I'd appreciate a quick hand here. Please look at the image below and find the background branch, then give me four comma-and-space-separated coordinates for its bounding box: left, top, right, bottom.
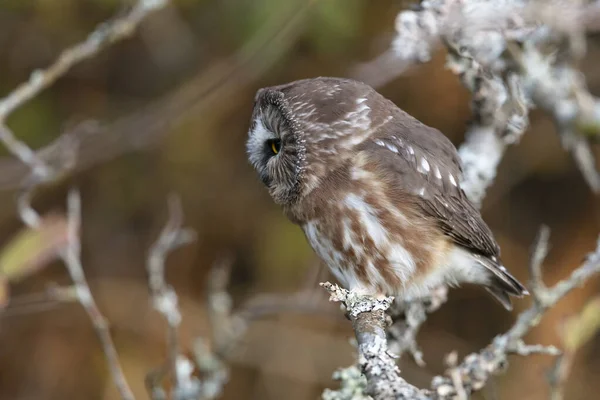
0, 1, 170, 399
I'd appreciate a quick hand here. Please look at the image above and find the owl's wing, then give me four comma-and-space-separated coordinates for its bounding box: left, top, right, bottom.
365, 110, 500, 258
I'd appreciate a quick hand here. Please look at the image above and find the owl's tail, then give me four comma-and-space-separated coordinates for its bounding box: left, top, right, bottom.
475, 255, 529, 311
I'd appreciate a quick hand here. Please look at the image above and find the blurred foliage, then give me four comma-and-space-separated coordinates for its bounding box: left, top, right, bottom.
562, 296, 600, 353
0, 214, 67, 284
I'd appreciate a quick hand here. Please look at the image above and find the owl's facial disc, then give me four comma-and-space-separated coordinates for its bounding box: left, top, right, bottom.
246, 104, 301, 204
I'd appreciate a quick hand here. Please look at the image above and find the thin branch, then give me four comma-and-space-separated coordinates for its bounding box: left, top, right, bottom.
387, 286, 449, 366
63, 189, 135, 400
431, 232, 600, 399
146, 195, 199, 400
0, 1, 169, 187
0, 0, 315, 192
0, 1, 170, 398
0, 0, 168, 120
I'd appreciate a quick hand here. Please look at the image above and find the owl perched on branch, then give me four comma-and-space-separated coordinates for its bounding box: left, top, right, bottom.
246, 77, 528, 310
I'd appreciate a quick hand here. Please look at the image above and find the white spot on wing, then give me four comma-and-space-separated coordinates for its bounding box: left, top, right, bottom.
434, 165, 442, 179
386, 143, 398, 153
408, 146, 414, 155
449, 174, 458, 187
418, 157, 430, 174
375, 139, 385, 147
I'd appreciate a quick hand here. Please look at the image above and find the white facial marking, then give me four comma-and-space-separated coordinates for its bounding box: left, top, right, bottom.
247, 116, 276, 169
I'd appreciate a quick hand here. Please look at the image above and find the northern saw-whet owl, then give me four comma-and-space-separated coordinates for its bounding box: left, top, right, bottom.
246, 77, 528, 310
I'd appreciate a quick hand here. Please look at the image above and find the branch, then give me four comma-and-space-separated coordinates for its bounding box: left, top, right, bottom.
0, 0, 168, 119
431, 229, 600, 398
146, 195, 199, 399
0, 0, 169, 186
0, 0, 315, 192
0, 1, 170, 399
387, 286, 448, 366
323, 231, 600, 399
321, 282, 430, 400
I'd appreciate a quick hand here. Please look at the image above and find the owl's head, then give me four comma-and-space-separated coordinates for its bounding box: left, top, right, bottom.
246, 77, 391, 206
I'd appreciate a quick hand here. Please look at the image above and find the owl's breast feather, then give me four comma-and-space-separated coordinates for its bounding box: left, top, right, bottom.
299, 189, 444, 296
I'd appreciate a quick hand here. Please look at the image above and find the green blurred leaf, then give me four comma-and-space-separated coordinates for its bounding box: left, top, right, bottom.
562, 296, 600, 352
0, 214, 68, 283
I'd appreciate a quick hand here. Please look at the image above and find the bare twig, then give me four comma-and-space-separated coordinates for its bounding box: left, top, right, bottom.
0, 1, 170, 398
1, 285, 78, 317
0, 0, 315, 191
64, 189, 135, 400
146, 195, 199, 399
0, 0, 168, 120
387, 286, 449, 366
431, 230, 600, 399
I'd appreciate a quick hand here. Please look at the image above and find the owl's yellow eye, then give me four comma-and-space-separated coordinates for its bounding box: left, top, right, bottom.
267, 139, 281, 155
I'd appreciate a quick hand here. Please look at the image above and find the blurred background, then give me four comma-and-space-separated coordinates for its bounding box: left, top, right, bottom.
0, 1, 598, 399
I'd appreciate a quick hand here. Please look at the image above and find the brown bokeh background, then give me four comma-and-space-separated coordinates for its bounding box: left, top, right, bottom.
0, 1, 598, 399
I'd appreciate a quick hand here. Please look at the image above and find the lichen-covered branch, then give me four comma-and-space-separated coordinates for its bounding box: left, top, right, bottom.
321, 282, 430, 400
323, 230, 600, 399
146, 196, 202, 399
430, 228, 600, 398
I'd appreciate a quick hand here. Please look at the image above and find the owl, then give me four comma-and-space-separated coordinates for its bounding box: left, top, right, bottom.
246, 77, 528, 310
